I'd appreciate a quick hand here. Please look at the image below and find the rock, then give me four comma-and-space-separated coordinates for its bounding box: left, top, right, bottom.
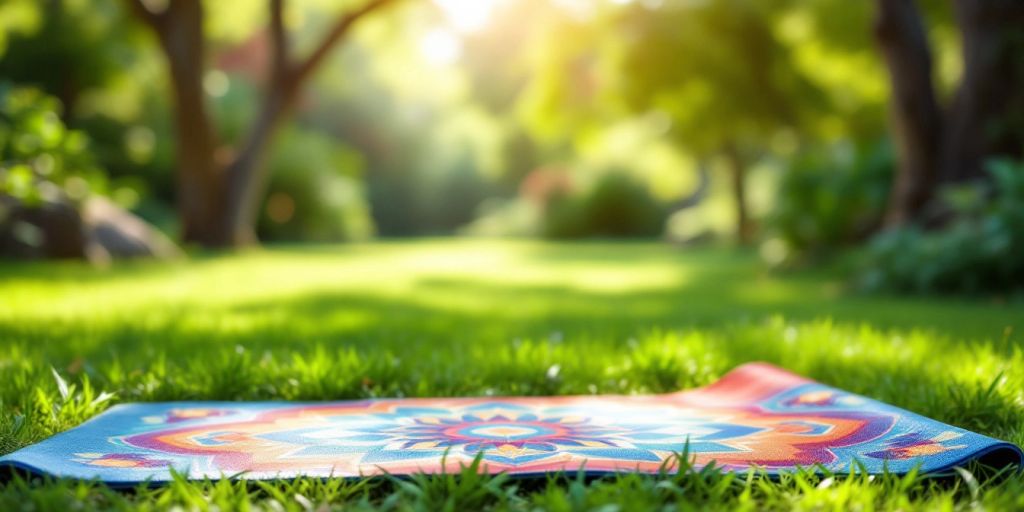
81, 197, 182, 261
0, 194, 182, 262
0, 195, 87, 259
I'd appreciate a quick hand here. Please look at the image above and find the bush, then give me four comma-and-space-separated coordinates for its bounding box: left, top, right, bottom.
542, 171, 666, 239
256, 127, 375, 242
0, 84, 107, 208
768, 141, 892, 261
859, 158, 1024, 295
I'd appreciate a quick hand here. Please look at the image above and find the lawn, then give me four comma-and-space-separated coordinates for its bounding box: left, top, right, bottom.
1, 240, 1022, 510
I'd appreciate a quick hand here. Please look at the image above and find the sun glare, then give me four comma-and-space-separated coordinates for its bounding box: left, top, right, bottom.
420, 28, 462, 65
434, 0, 504, 32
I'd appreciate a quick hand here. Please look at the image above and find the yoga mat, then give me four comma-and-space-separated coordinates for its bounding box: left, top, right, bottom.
1, 363, 1019, 484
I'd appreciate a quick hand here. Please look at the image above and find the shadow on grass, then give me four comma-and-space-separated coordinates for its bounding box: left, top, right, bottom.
1, 243, 1022, 447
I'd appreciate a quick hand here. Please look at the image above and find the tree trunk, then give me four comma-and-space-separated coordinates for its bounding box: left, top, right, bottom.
155, 0, 228, 247
152, 1, 296, 247
126, 0, 399, 248
213, 0, 398, 247
222, 87, 295, 245
873, 0, 943, 227
941, 0, 1024, 184
723, 144, 753, 245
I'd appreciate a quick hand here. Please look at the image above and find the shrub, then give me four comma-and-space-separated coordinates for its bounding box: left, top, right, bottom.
768, 141, 892, 261
541, 171, 666, 239
859, 158, 1024, 295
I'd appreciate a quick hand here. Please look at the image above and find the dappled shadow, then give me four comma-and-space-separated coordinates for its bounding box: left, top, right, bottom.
1, 243, 1020, 366
2, 279, 1021, 446
1, 243, 1022, 446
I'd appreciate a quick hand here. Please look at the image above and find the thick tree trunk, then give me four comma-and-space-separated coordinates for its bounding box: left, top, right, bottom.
155, 0, 229, 247
723, 144, 753, 245
873, 0, 943, 227
941, 0, 1024, 183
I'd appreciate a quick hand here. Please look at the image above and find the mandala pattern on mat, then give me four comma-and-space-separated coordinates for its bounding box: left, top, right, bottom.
1, 363, 1020, 482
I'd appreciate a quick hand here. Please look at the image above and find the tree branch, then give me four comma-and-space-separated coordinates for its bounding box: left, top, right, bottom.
269, 0, 290, 79
289, 0, 400, 87
224, 0, 402, 240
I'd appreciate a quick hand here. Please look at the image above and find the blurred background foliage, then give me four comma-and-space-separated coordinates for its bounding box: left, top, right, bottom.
0, 85, 107, 208
0, 0, 1022, 294
861, 158, 1024, 295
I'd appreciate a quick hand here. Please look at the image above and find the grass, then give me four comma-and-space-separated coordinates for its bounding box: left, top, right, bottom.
0, 239, 1022, 510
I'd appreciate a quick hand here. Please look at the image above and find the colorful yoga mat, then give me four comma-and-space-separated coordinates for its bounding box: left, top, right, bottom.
1, 363, 1019, 484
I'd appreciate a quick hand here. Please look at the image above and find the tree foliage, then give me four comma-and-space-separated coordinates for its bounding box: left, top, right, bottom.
0, 85, 105, 208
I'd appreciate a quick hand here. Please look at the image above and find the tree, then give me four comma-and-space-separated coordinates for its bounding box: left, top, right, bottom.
123, 0, 402, 247
0, 0, 142, 123
609, 0, 820, 244
872, 0, 942, 226
874, 0, 1024, 226
517, 1, 817, 244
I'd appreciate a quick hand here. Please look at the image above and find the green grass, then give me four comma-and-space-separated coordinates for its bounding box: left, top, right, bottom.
1, 240, 1022, 510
